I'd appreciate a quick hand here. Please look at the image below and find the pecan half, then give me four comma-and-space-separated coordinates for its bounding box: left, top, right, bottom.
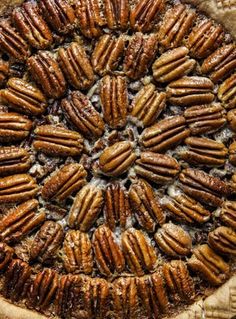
99, 141, 136, 176
154, 223, 192, 256
30, 221, 64, 263
40, 0, 76, 34
123, 33, 158, 80
122, 228, 158, 276
100, 75, 128, 128
0, 60, 9, 87
0, 112, 32, 143
179, 168, 231, 207
68, 184, 104, 231
33, 125, 83, 157
153, 47, 196, 83
28, 51, 66, 99
0, 199, 45, 243
158, 4, 196, 49
167, 76, 215, 106
104, 0, 129, 30
0, 243, 14, 271
184, 104, 226, 135
141, 116, 190, 153
179, 137, 228, 167
1, 78, 47, 115
129, 178, 165, 232
130, 83, 166, 127
208, 226, 236, 256
61, 91, 104, 139
93, 225, 125, 276
63, 230, 93, 274
41, 163, 87, 202
134, 152, 180, 185
186, 19, 224, 59
188, 244, 230, 286
220, 200, 236, 229
58, 42, 95, 90
12, 1, 53, 49
228, 108, 236, 132
230, 141, 236, 165
92, 35, 125, 75
162, 260, 195, 302
218, 73, 236, 109
104, 182, 131, 231
0, 146, 31, 176
0, 19, 30, 61
0, 174, 38, 204
201, 44, 236, 83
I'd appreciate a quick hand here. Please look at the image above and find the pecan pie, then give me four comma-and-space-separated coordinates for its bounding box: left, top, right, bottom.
0, 0, 235, 318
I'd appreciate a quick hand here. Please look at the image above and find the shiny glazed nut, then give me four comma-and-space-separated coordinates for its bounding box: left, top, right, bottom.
167, 76, 215, 106
104, 182, 131, 231
12, 1, 53, 49
122, 228, 158, 276
141, 116, 190, 153
152, 47, 196, 83
218, 73, 236, 109
63, 230, 93, 274
30, 221, 64, 263
41, 163, 87, 202
0, 243, 14, 271
220, 201, 236, 229
130, 0, 164, 32
227, 108, 236, 132
0, 60, 9, 87
27, 51, 66, 99
134, 151, 180, 185
1, 78, 47, 115
103, 0, 129, 30
155, 223, 192, 256
58, 42, 95, 90
129, 178, 166, 232
68, 184, 104, 231
188, 244, 230, 286
184, 104, 226, 135
93, 225, 125, 276
99, 141, 136, 176
208, 226, 236, 256
0, 199, 45, 243
162, 260, 195, 302
179, 168, 231, 207
0, 174, 38, 204
33, 125, 83, 157
0, 146, 31, 176
92, 35, 125, 75
123, 33, 158, 80
158, 4, 196, 49
0, 112, 32, 143
130, 83, 166, 127
100, 75, 128, 128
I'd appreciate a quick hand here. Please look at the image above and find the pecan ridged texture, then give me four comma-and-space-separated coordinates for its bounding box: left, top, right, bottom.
129, 178, 166, 233
12, 1, 53, 49
208, 226, 236, 256
188, 244, 230, 286
30, 221, 64, 264
0, 112, 32, 143
179, 168, 231, 207
63, 230, 93, 274
123, 33, 158, 80
1, 78, 47, 115
167, 76, 215, 106
28, 51, 66, 99
68, 184, 104, 231
141, 116, 190, 153
100, 75, 128, 129
99, 141, 136, 177
0, 60, 9, 87
0, 199, 45, 243
93, 225, 125, 276
153, 47, 196, 83
158, 4, 196, 49
0, 146, 31, 176
230, 141, 236, 165
228, 108, 236, 132
122, 228, 158, 276
134, 151, 180, 185
220, 200, 236, 229
130, 83, 166, 127
218, 73, 236, 109
58, 42, 95, 90
0, 243, 14, 271
41, 163, 87, 202
103, 0, 129, 30
33, 125, 83, 157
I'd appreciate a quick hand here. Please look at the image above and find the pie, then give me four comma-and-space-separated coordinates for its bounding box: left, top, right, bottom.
0, 0, 235, 318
